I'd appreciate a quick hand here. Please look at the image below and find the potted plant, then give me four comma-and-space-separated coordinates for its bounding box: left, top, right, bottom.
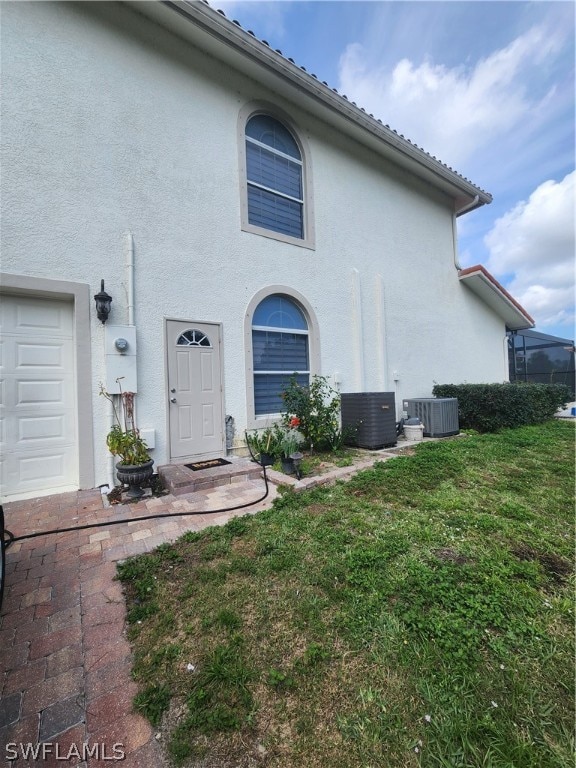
279, 425, 303, 475
246, 427, 278, 466
100, 384, 153, 498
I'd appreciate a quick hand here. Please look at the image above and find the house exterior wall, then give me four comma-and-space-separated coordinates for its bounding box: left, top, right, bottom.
1, 2, 507, 490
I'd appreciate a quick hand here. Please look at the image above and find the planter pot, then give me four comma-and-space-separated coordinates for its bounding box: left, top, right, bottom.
403, 424, 424, 442
281, 457, 295, 475
259, 452, 275, 467
116, 459, 154, 498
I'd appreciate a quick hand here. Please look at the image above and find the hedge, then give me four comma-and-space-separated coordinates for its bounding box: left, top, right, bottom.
432, 382, 572, 433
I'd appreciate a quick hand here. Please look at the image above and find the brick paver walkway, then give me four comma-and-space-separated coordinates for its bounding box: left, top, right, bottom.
0, 478, 277, 767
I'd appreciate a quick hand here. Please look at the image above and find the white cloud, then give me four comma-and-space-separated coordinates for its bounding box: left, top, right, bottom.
338, 24, 563, 171
484, 172, 575, 330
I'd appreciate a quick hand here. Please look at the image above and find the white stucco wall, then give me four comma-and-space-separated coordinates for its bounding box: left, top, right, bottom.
1, 2, 507, 487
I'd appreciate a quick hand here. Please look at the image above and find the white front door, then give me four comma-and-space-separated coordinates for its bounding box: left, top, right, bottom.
0, 295, 78, 500
166, 320, 225, 461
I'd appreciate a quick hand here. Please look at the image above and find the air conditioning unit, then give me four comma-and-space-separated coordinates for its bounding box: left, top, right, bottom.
341, 392, 397, 449
402, 398, 459, 437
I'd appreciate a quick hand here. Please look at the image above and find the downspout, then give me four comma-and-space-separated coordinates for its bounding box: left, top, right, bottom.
503, 332, 511, 382
452, 195, 480, 270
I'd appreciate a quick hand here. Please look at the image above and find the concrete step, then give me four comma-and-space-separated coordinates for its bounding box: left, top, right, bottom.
157, 457, 261, 496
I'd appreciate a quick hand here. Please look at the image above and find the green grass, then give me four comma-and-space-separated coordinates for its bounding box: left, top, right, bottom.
117, 421, 575, 767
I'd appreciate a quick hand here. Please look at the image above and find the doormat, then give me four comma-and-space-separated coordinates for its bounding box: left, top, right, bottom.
185, 458, 232, 472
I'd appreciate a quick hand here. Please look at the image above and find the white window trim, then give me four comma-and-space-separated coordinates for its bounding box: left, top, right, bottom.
238, 101, 316, 250
244, 285, 321, 429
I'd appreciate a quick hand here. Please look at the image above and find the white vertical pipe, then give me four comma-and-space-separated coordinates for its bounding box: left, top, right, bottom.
375, 274, 388, 391
453, 196, 479, 270
106, 231, 135, 489
452, 213, 461, 270
125, 232, 135, 326
503, 334, 510, 382
351, 268, 365, 391
107, 396, 116, 490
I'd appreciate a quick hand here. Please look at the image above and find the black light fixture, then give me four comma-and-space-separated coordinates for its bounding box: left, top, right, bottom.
94, 280, 112, 324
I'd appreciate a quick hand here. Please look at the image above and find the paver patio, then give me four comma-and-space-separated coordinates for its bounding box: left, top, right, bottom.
0, 477, 278, 767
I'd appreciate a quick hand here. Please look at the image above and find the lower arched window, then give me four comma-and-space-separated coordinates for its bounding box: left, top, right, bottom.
252, 294, 310, 416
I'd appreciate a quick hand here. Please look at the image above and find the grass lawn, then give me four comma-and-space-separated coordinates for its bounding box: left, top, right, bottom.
118, 421, 575, 767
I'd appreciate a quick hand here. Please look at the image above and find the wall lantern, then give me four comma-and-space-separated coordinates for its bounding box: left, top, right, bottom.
94, 280, 112, 324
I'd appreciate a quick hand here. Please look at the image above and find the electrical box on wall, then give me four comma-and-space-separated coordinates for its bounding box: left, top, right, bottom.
105, 325, 137, 393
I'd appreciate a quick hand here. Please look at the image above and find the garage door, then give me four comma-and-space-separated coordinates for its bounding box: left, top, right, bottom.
0, 295, 78, 500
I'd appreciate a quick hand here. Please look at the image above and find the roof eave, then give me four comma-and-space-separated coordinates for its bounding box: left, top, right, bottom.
130, 0, 492, 212
459, 265, 535, 331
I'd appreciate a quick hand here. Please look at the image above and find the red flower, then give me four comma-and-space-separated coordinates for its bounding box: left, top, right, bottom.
289, 416, 301, 428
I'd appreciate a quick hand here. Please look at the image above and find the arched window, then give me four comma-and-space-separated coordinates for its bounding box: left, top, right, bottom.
245, 113, 305, 240
252, 294, 310, 416
176, 329, 211, 347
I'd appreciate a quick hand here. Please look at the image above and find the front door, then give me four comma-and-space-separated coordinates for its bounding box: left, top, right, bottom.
166, 320, 225, 461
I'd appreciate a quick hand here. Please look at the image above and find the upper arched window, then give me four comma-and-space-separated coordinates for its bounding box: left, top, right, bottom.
244, 113, 306, 242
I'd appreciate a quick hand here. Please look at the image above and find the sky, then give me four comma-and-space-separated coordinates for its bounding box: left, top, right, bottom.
214, 0, 575, 339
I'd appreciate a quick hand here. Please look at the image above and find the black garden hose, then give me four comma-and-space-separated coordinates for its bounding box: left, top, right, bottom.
1, 461, 271, 614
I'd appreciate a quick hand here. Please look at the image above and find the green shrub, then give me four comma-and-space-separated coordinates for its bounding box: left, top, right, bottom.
432, 382, 571, 432
280, 375, 342, 451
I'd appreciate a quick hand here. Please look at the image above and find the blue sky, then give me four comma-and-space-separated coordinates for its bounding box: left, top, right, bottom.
216, 0, 575, 339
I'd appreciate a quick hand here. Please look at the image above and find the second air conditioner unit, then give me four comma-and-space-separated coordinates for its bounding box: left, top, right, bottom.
402, 397, 459, 437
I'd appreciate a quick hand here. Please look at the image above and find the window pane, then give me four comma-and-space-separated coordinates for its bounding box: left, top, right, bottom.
253, 330, 309, 371
247, 143, 302, 199
246, 115, 301, 159
254, 373, 309, 416
253, 295, 308, 330
248, 186, 303, 238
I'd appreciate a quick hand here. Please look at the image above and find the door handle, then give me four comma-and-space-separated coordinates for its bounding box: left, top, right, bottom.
170, 388, 176, 393
170, 398, 177, 403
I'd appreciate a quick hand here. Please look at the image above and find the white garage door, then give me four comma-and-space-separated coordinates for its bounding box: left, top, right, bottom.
0, 295, 78, 500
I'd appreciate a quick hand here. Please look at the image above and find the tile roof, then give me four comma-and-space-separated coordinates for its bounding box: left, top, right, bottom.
205, 0, 491, 201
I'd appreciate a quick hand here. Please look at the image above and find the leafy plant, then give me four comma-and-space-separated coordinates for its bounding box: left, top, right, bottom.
266, 667, 296, 690
134, 683, 171, 726
100, 381, 151, 465
281, 375, 342, 451
278, 426, 303, 458
245, 427, 281, 459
